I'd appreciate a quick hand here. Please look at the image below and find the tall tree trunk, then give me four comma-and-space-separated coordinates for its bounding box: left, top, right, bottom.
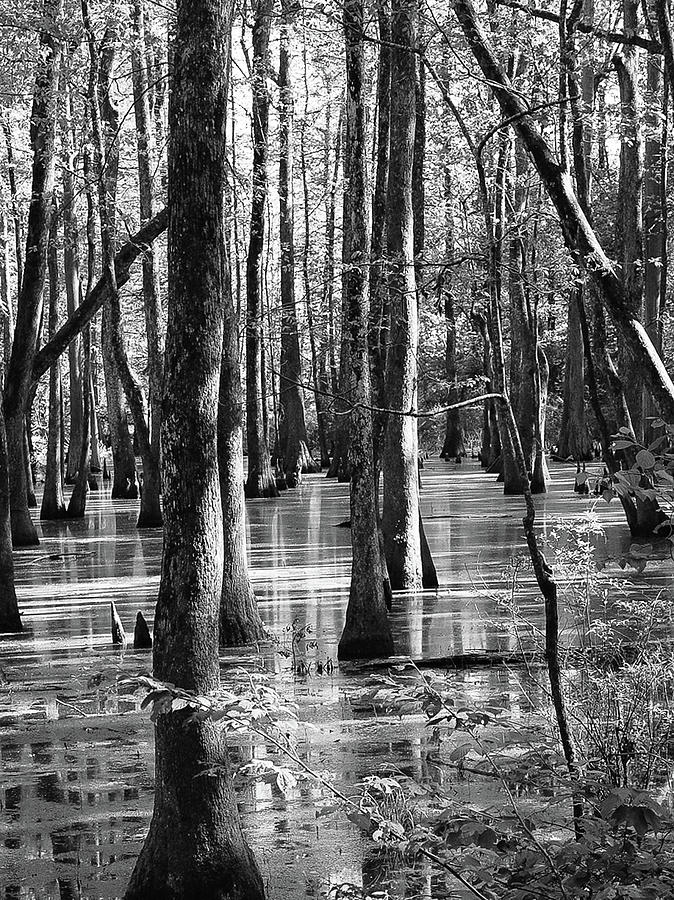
68, 150, 98, 520
125, 1, 265, 894
300, 30, 329, 469
452, 0, 674, 422
382, 0, 423, 590
338, 0, 393, 661
642, 48, 665, 441
369, 0, 391, 475
245, 0, 277, 499
61, 83, 84, 484
87, 13, 161, 527
220, 266, 267, 646
0, 396, 20, 631
614, 0, 644, 437
2, 115, 23, 297
439, 168, 464, 459
132, 0, 164, 506
41, 199, 66, 520
277, 0, 317, 482
3, 0, 63, 548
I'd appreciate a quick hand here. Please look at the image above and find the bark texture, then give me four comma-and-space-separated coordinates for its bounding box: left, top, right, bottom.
382, 0, 423, 591
338, 0, 394, 661
3, 0, 63, 547
245, 0, 278, 499
125, 1, 265, 895
277, 0, 318, 481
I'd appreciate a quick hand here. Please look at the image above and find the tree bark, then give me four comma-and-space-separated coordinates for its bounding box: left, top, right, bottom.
277, 0, 318, 482
3, 0, 63, 547
244, 0, 278, 499
614, 0, 644, 436
439, 169, 464, 460
382, 0, 423, 591
338, 0, 394, 661
369, 0, 392, 475
0, 396, 21, 632
125, 1, 265, 895
86, 12, 161, 525
132, 0, 164, 501
642, 47, 665, 441
40, 199, 66, 520
219, 268, 267, 646
61, 83, 84, 484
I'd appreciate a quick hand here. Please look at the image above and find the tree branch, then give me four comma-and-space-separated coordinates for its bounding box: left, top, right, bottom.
31, 207, 168, 385
493, 0, 661, 53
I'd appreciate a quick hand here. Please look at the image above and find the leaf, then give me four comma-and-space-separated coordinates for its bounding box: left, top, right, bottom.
613, 440, 635, 450
602, 489, 613, 503
636, 449, 656, 469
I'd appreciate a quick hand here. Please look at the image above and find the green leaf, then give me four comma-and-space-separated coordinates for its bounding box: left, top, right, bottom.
636, 449, 656, 469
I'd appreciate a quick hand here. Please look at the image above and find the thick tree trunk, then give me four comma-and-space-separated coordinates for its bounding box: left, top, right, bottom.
41, 203, 66, 520
245, 0, 278, 500
277, 0, 317, 481
452, 0, 674, 422
124, 1, 265, 895
338, 0, 393, 661
382, 0, 423, 591
3, 0, 63, 547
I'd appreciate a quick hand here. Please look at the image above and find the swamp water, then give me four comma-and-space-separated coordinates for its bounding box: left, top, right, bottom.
0, 459, 671, 899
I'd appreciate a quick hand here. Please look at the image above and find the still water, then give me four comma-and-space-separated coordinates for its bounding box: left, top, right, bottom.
0, 460, 668, 898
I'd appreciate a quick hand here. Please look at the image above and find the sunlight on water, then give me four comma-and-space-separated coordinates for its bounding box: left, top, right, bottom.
1, 460, 670, 898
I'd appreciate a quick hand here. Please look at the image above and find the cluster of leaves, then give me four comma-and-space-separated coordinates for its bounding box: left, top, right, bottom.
601, 424, 674, 528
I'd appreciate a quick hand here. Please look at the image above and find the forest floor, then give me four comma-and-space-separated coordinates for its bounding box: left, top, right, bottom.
0, 459, 670, 899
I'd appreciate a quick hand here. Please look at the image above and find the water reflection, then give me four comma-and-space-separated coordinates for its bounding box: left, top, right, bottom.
1, 460, 673, 897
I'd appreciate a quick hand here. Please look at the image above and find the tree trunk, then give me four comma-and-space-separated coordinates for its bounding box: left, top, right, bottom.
3, 115, 23, 297
277, 0, 318, 482
614, 0, 644, 437
219, 269, 267, 646
642, 48, 665, 442
61, 83, 84, 484
338, 0, 393, 661
3, 0, 62, 547
86, 13, 161, 526
452, 0, 674, 423
68, 149, 99, 520
125, 1, 265, 894
369, 0, 391, 475
41, 200, 66, 520
439, 168, 464, 459
245, 0, 278, 500
132, 0, 164, 501
300, 34, 329, 470
382, 0, 423, 591
0, 396, 21, 632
